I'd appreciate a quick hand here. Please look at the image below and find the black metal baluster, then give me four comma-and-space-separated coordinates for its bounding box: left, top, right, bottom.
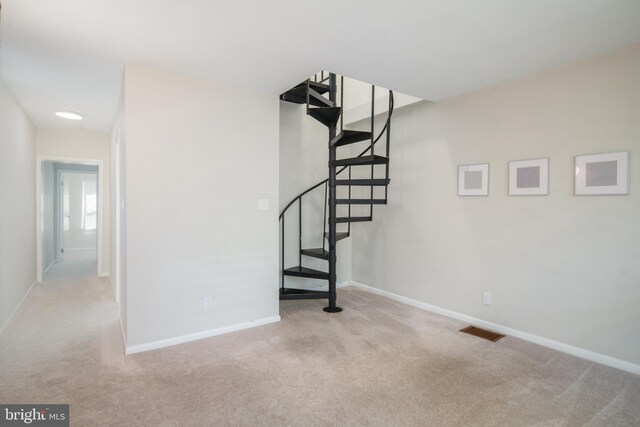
324, 73, 342, 313
385, 90, 391, 201
281, 216, 285, 291
306, 79, 310, 115
348, 166, 352, 236
322, 181, 328, 252
299, 198, 302, 268
370, 85, 375, 218
340, 75, 344, 134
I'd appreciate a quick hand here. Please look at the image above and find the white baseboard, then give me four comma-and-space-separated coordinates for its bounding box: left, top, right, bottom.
119, 317, 127, 352
98, 272, 110, 278
43, 260, 58, 275
125, 315, 281, 355
349, 281, 640, 375
0, 281, 37, 336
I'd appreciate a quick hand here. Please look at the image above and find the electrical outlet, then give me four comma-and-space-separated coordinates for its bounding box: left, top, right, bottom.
482, 292, 491, 305
204, 296, 213, 310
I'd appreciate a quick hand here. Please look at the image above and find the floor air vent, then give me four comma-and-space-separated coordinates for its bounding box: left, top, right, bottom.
460, 326, 505, 342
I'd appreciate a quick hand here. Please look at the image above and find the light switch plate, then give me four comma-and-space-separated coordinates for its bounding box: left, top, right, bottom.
258, 198, 269, 211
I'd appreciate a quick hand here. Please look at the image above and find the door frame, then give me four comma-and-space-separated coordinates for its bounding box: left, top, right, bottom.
36, 156, 104, 283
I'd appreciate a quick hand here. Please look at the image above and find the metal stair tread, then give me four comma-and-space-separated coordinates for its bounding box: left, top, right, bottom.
335, 178, 390, 186
336, 216, 373, 223
336, 199, 387, 205
325, 232, 350, 241
331, 130, 373, 147
332, 155, 389, 167
283, 266, 329, 280
301, 248, 329, 260
308, 88, 334, 107
280, 288, 330, 300
308, 107, 342, 126
294, 80, 330, 94
280, 87, 334, 107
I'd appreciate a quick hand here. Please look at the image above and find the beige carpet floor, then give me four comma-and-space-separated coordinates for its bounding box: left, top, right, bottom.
44, 249, 97, 281
1, 276, 639, 426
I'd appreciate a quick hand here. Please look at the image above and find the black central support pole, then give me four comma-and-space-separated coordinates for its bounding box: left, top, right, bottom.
324, 73, 342, 313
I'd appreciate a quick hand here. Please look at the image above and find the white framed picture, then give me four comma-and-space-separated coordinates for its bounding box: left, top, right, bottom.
575, 151, 629, 195
458, 163, 489, 196
508, 158, 549, 196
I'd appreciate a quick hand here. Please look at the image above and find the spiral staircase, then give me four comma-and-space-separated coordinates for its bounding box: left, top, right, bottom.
279, 72, 394, 312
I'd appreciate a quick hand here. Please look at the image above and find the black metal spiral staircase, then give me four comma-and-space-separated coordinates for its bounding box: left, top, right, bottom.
279, 71, 394, 312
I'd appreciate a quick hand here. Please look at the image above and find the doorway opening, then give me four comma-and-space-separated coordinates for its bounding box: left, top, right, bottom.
37, 157, 103, 282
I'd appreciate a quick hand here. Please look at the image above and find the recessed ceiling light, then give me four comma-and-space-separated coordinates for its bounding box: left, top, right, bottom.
55, 111, 83, 120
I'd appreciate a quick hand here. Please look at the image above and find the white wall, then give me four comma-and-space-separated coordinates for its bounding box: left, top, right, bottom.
342, 76, 424, 126
121, 65, 279, 348
0, 78, 36, 331
37, 129, 110, 276
279, 101, 351, 289
352, 46, 640, 365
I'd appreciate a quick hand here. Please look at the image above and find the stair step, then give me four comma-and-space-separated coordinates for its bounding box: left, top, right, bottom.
283, 266, 329, 280
336, 216, 373, 223
280, 87, 334, 107
294, 80, 330, 94
325, 232, 350, 242
301, 248, 329, 260
335, 179, 390, 186
308, 107, 341, 126
280, 288, 330, 300
279, 86, 306, 104
333, 155, 389, 167
331, 130, 373, 148
336, 199, 387, 205
308, 88, 334, 107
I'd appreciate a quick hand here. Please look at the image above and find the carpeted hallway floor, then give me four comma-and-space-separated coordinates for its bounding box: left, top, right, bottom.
44, 249, 97, 281
1, 276, 639, 426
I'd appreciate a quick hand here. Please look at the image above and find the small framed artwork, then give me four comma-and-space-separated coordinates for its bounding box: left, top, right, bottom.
575, 151, 629, 195
508, 158, 549, 196
458, 163, 489, 196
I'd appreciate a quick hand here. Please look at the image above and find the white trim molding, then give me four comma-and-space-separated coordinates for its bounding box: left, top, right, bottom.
0, 281, 37, 336
125, 316, 281, 355
349, 281, 640, 375
43, 259, 58, 276
119, 318, 127, 352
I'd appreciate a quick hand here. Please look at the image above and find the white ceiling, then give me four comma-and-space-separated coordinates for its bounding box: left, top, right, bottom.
1, 0, 639, 133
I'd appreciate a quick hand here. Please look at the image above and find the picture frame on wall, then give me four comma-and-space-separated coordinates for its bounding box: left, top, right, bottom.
508, 158, 549, 196
458, 163, 489, 196
575, 151, 629, 195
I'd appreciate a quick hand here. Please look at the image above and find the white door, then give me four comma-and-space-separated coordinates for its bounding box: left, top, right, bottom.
61, 172, 98, 253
